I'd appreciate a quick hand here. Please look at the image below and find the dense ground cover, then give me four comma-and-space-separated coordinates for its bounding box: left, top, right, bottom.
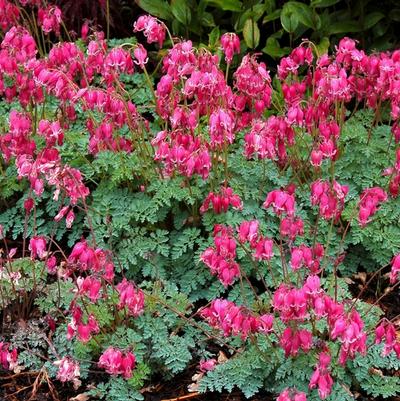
0, 1, 400, 401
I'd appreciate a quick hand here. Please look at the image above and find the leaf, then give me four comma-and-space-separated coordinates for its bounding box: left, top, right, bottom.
205, 0, 242, 12
372, 21, 388, 38
235, 4, 266, 31
280, 6, 299, 33
362, 11, 385, 30
327, 20, 362, 35
310, 0, 340, 7
171, 0, 191, 25
264, 0, 276, 14
135, 0, 173, 20
202, 12, 215, 27
315, 36, 330, 56
208, 26, 220, 47
263, 9, 281, 24
262, 37, 291, 58
283, 1, 315, 29
243, 19, 260, 48
390, 8, 400, 22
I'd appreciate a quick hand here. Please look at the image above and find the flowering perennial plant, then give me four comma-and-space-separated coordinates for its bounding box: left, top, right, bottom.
0, 5, 400, 401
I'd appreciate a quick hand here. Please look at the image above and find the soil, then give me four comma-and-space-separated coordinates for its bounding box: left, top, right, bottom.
0, 369, 271, 401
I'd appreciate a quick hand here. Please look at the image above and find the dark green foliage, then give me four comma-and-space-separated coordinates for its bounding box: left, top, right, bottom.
352, 344, 400, 398
199, 342, 277, 398
135, 0, 400, 57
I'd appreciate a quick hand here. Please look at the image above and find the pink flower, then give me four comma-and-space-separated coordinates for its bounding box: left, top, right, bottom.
277, 388, 307, 401
309, 352, 333, 399
390, 254, 400, 284
23, 198, 34, 214
133, 44, 148, 69
46, 255, 57, 274
81, 20, 89, 40
200, 299, 259, 340
258, 314, 274, 334
151, 129, 211, 180
310, 149, 323, 167
209, 108, 236, 149
220, 33, 240, 63
29, 236, 47, 259
254, 237, 274, 261
263, 189, 295, 216
273, 285, 309, 322
234, 54, 272, 114
116, 279, 145, 317
200, 225, 240, 287
282, 81, 307, 107
76, 315, 100, 343
98, 347, 136, 378
358, 187, 387, 226
280, 327, 312, 357
103, 48, 134, 84
0, 1, 20, 31
133, 15, 166, 47
280, 217, 304, 241
330, 311, 367, 365
77, 276, 102, 302
375, 321, 400, 356
238, 220, 259, 246
66, 209, 75, 228
290, 244, 324, 273
0, 342, 18, 371
199, 358, 217, 372
55, 357, 80, 383
278, 45, 313, 80
38, 119, 64, 147
38, 6, 62, 35
310, 180, 348, 220
200, 187, 242, 214
68, 240, 95, 271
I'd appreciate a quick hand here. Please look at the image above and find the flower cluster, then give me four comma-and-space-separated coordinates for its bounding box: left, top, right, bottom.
330, 310, 367, 365
309, 352, 333, 400
277, 388, 307, 401
375, 320, 400, 357
200, 187, 242, 214
29, 236, 47, 259
237, 220, 274, 261
200, 225, 240, 287
98, 347, 136, 378
0, 1, 63, 36
0, 1, 20, 32
116, 279, 145, 317
310, 180, 349, 220
244, 117, 295, 163
67, 240, 115, 280
133, 15, 165, 47
290, 244, 324, 273
54, 357, 81, 384
390, 254, 400, 284
263, 188, 296, 217
67, 305, 100, 343
200, 299, 269, 340
220, 33, 240, 64
358, 187, 387, 226
38, 6, 62, 35
0, 342, 18, 371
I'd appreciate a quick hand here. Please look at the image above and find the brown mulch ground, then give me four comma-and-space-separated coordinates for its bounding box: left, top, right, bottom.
0, 369, 271, 401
